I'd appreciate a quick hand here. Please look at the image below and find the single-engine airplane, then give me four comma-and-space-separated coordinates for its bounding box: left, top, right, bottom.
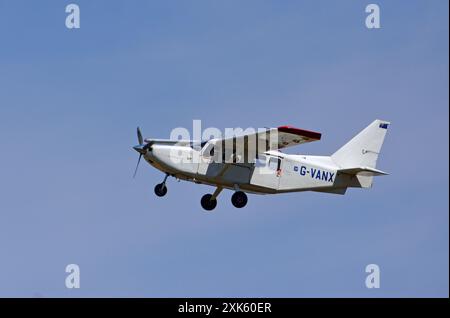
133, 120, 390, 211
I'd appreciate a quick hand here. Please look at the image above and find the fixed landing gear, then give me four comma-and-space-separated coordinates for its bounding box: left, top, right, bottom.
231, 191, 248, 208
154, 174, 169, 197
200, 187, 222, 211
153, 176, 249, 210
154, 183, 167, 197
200, 187, 248, 211
201, 194, 217, 211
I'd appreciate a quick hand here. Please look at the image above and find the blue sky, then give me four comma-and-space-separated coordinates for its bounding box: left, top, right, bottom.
0, 0, 448, 297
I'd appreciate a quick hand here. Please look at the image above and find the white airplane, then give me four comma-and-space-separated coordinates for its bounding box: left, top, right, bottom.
133, 120, 390, 211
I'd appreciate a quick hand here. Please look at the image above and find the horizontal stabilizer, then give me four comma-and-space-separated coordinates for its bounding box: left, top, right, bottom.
313, 187, 348, 195
338, 167, 389, 176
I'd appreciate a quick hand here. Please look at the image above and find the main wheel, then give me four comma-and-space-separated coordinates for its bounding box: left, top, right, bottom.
231, 191, 247, 208
154, 183, 167, 197
201, 194, 217, 211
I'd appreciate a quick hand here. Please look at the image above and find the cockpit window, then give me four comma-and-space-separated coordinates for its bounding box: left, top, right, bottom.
201, 142, 215, 158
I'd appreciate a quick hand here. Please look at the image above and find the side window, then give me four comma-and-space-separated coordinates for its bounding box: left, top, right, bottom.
269, 157, 278, 170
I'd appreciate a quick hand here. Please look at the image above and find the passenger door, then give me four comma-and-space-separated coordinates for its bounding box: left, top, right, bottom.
250, 155, 281, 190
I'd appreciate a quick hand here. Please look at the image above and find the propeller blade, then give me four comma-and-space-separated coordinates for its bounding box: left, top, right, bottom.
137, 127, 143, 145
133, 154, 142, 178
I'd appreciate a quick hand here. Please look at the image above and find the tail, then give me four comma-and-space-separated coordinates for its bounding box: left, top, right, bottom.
331, 119, 390, 188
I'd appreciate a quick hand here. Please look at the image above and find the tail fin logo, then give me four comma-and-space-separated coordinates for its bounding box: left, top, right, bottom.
362, 149, 380, 155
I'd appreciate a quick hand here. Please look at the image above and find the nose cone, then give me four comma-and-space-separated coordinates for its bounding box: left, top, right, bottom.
133, 145, 147, 155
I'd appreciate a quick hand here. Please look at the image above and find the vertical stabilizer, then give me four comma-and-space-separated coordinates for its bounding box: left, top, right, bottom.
331, 119, 390, 169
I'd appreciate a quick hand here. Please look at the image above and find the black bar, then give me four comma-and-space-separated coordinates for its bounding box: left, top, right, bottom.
0, 298, 448, 315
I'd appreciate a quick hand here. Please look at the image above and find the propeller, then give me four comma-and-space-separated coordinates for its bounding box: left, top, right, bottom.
137, 127, 143, 146
133, 152, 142, 178
133, 127, 148, 178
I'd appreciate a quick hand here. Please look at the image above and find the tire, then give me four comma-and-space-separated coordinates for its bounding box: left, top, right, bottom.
201, 194, 217, 211
231, 191, 248, 208
154, 183, 167, 197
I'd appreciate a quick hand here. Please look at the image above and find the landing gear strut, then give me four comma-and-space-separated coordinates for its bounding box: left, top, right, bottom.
154, 174, 169, 197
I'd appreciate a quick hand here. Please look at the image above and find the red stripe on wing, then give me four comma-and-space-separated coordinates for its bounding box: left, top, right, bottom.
277, 126, 322, 140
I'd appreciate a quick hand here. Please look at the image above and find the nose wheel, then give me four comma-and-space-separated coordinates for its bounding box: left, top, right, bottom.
231, 191, 248, 208
154, 183, 167, 197
154, 174, 169, 197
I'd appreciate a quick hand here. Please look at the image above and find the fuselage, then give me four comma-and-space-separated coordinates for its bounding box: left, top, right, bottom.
133, 119, 389, 210
143, 143, 341, 194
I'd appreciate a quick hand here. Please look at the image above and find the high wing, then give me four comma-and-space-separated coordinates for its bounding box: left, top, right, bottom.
276, 126, 322, 149
205, 125, 322, 163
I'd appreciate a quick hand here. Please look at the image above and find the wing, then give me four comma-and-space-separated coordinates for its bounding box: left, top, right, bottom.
205, 125, 321, 163
276, 126, 322, 149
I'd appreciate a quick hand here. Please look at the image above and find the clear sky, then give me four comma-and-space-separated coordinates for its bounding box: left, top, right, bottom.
0, 0, 448, 297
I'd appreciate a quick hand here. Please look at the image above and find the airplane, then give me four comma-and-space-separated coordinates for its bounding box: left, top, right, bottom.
132, 119, 390, 211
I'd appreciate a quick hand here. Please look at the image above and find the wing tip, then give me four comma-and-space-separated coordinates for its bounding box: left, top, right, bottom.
277, 125, 322, 140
